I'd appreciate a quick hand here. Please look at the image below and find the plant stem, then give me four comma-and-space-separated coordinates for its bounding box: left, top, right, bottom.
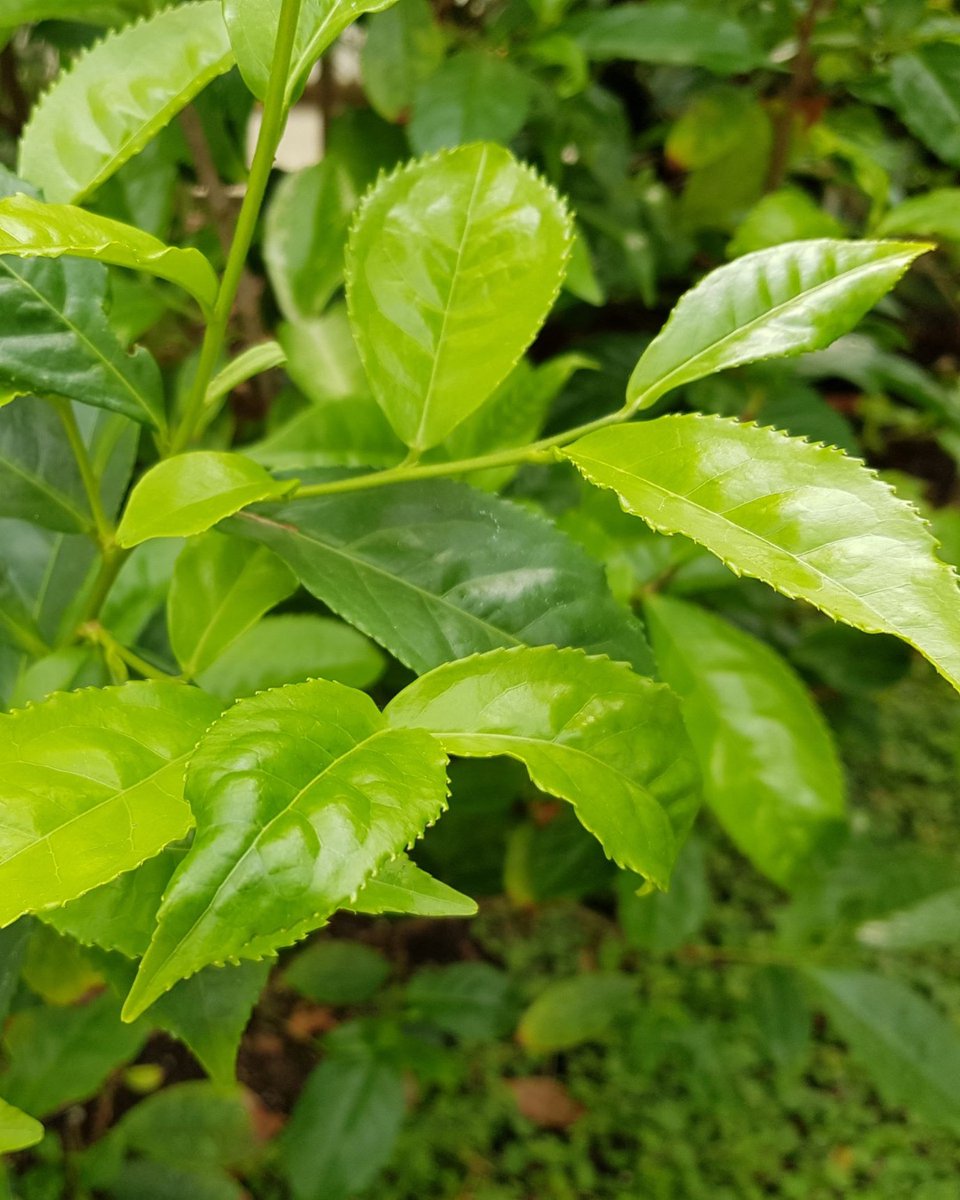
291, 407, 630, 501
79, 621, 178, 682
168, 0, 303, 455
53, 398, 114, 548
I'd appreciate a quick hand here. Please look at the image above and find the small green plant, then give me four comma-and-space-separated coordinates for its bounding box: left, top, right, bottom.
2, 0, 960, 1193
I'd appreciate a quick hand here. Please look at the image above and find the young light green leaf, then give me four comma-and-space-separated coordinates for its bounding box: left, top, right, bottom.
807, 969, 960, 1129
0, 1097, 43, 1154
346, 143, 572, 452
0, 398, 92, 533
885, 45, 960, 169
565, 416, 960, 694
876, 188, 960, 242
345, 855, 477, 918
0, 0, 156, 24
18, 2, 235, 204
205, 342, 287, 416
123, 679, 449, 1019
224, 0, 401, 106
387, 646, 701, 887
644, 595, 845, 888
517, 973, 635, 1053
167, 532, 297, 678
857, 886, 960, 952
230, 476, 654, 676
625, 240, 929, 412
0, 682, 222, 927
116, 452, 293, 547
0, 194, 218, 313
196, 614, 385, 699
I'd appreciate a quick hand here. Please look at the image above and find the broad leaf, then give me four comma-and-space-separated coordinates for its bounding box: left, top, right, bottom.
346, 855, 477, 917
361, 0, 444, 122
224, 0, 400, 105
346, 143, 572, 452
123, 679, 448, 1019
876, 188, 960, 242
167, 532, 297, 677
0, 1098, 43, 1154
0, 682, 222, 927
0, 398, 91, 533
387, 646, 701, 887
857, 886, 960, 952
230, 476, 655, 676
404, 962, 514, 1041
807, 969, 960, 1129
408, 52, 531, 154
565, 416, 960, 694
517, 973, 635, 1052
116, 452, 292, 547
19, 2, 235, 204
886, 45, 960, 169
284, 942, 389, 1005
625, 240, 928, 411
0, 195, 218, 312
0, 0, 156, 23
644, 595, 845, 888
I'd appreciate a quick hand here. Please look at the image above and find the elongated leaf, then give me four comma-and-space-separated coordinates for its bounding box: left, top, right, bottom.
345, 855, 477, 917
0, 195, 218, 312
0, 0, 155, 24
387, 646, 701, 886
625, 240, 928, 411
346, 143, 572, 452
230, 476, 654, 676
565, 416, 960, 693
19, 2, 235, 204
167, 532, 297, 677
0, 398, 91, 532
117, 452, 293, 547
808, 969, 960, 1129
224, 0, 400, 105
361, 0, 444, 122
0, 1098, 43, 1154
517, 973, 635, 1052
857, 886, 960, 952
876, 188, 960, 242
0, 682, 222, 927
123, 679, 448, 1019
886, 45, 960, 169
644, 595, 845, 887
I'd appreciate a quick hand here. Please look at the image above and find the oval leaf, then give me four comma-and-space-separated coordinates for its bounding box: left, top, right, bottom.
0, 682, 222, 928
0, 1097, 44, 1154
644, 594, 845, 887
626, 239, 928, 411
117, 452, 292, 547
19, 2, 235, 203
565, 416, 960, 694
517, 973, 635, 1053
345, 143, 572, 452
123, 679, 448, 1019
886, 45, 960, 169
387, 646, 701, 887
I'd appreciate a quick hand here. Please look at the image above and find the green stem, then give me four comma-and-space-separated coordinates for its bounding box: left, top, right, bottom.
53, 398, 114, 547
168, 0, 303, 455
80, 621, 178, 683
291, 407, 629, 501
77, 547, 129, 630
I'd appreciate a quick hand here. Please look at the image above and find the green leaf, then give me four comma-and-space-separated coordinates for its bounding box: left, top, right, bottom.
0, 398, 91, 533
857, 886, 960, 952
728, 188, 844, 257
116, 453, 293, 547
625, 240, 928, 411
224, 0, 400, 106
807, 969, 960, 1129
345, 855, 477, 917
408, 52, 531, 155
517, 973, 635, 1052
230, 476, 655, 676
284, 942, 390, 1005
886, 45, 960, 169
196, 614, 385, 699
644, 595, 845, 888
565, 416, 960, 694
123, 679, 449, 1019
405, 963, 514, 1041
0, 992, 147, 1118
361, 0, 444, 122
18, 2, 235, 204
280, 1055, 406, 1200
0, 195, 218, 313
205, 342, 287, 417
345, 143, 572, 452
387, 646, 701, 887
617, 835, 708, 953
167, 532, 297, 677
0, 682, 222, 927
0, 0, 157, 23
0, 1098, 43, 1155
876, 187, 960, 242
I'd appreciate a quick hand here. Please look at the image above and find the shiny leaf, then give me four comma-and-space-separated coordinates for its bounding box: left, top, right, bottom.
565, 416, 960, 694
346, 143, 572, 452
387, 646, 701, 887
0, 1098, 43, 1154
345, 855, 477, 917
0, 398, 91, 533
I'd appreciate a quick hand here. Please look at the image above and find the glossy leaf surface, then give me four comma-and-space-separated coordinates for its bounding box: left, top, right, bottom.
645, 595, 845, 887
387, 646, 701, 886
346, 143, 572, 452
167, 532, 297, 677
0, 399, 91, 532
18, 2, 235, 204
0, 1097, 43, 1153
566, 416, 960, 693
117, 453, 292, 547
0, 682, 222, 927
124, 679, 448, 1018
0, 194, 218, 312
231, 477, 654, 676
346, 855, 477, 917
626, 240, 927, 411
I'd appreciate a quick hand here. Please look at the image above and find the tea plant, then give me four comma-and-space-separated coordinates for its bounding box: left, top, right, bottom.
1, 0, 960, 1192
